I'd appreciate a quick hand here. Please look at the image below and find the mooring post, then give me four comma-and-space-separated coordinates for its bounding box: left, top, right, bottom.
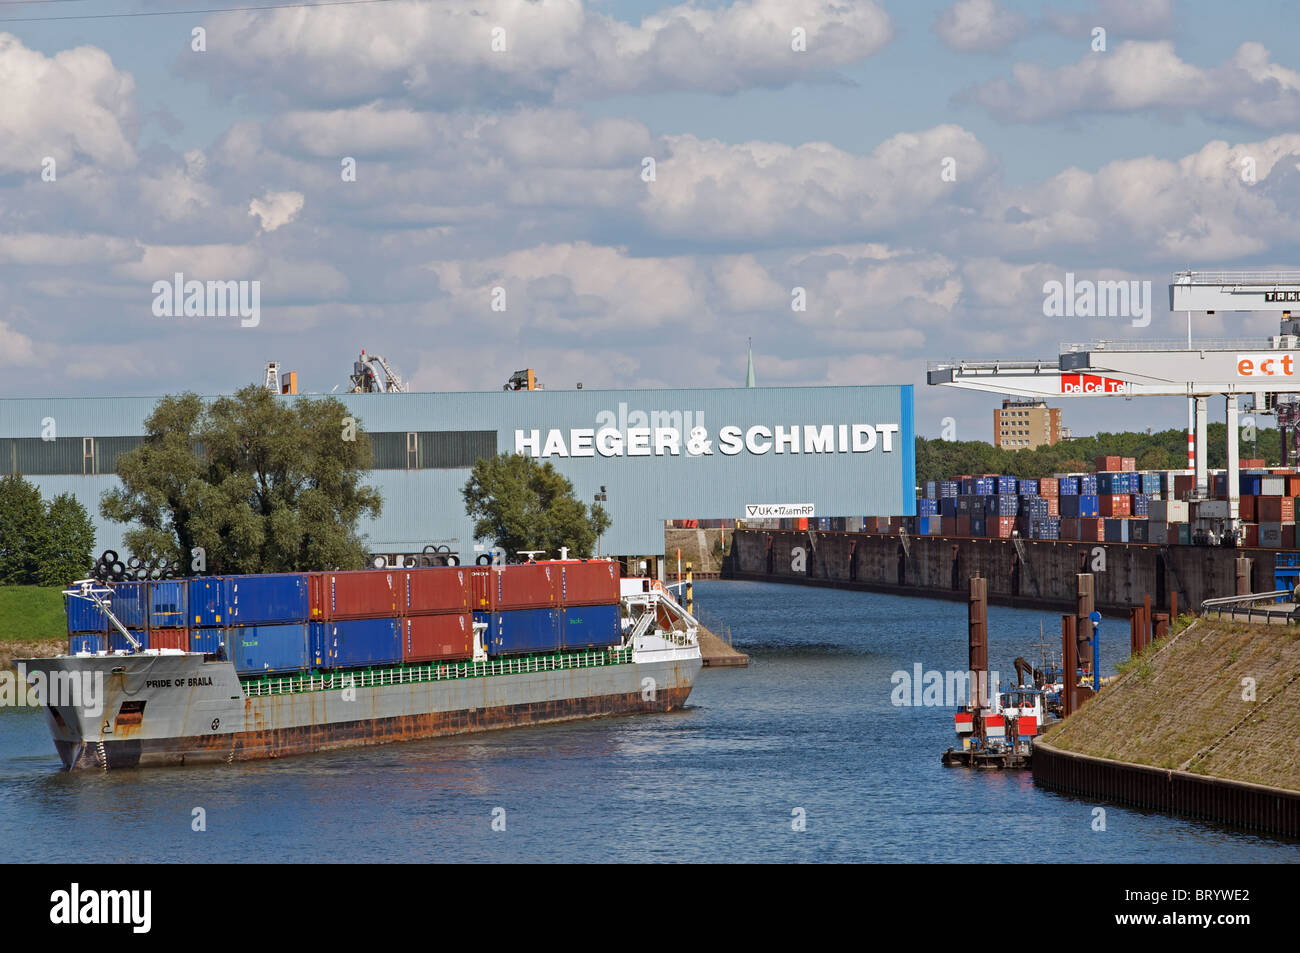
686, 561, 694, 615
969, 574, 988, 709
1062, 615, 1077, 717
1143, 593, 1152, 651
1235, 557, 1251, 596
1076, 573, 1095, 680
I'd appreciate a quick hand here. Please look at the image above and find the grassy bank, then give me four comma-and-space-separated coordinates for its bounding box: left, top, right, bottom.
0, 586, 68, 668
1044, 618, 1300, 791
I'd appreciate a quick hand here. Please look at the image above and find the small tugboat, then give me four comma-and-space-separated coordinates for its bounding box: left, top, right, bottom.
942, 680, 1045, 769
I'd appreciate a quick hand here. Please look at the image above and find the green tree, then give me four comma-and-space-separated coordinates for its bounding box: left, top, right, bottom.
463, 453, 610, 559
35, 493, 97, 587
0, 473, 45, 584
101, 385, 382, 572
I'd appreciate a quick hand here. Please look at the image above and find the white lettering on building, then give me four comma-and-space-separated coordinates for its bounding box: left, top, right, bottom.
514, 421, 902, 459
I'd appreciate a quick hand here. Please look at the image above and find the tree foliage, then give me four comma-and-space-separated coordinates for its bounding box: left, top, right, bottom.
463, 453, 610, 559
0, 473, 96, 586
101, 385, 382, 573
916, 424, 1282, 485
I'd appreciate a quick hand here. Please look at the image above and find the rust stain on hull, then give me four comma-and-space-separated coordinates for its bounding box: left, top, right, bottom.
64, 687, 693, 771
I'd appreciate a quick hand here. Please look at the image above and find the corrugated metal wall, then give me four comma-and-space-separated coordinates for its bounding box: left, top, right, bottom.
0, 386, 914, 556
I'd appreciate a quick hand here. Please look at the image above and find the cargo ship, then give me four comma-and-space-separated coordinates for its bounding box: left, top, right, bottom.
19, 560, 702, 771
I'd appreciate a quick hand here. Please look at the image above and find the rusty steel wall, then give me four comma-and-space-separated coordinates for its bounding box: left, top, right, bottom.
1032, 740, 1300, 838
726, 529, 1248, 613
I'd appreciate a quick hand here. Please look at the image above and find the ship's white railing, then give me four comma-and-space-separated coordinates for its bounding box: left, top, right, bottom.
621, 589, 699, 648
242, 646, 634, 698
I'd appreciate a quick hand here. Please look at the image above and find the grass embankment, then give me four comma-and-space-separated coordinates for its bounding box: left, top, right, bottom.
1043, 616, 1300, 791
0, 586, 69, 669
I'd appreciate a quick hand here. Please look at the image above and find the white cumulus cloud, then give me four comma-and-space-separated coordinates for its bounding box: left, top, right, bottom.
249, 190, 305, 233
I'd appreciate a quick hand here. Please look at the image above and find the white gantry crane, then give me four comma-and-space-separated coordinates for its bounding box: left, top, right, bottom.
928, 270, 1300, 541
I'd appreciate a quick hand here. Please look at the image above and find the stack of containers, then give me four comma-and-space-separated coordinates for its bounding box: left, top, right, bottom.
401, 566, 474, 662
471, 561, 623, 656
309, 570, 402, 669
69, 562, 626, 671
189, 573, 312, 673
66, 581, 150, 653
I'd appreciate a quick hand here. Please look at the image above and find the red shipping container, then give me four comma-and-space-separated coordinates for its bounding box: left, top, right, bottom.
1045, 498, 1059, 516
405, 566, 471, 615
796, 517, 809, 530
1241, 458, 1265, 468
989, 516, 1016, 538
559, 560, 620, 606
1174, 474, 1195, 497
1243, 523, 1259, 547
1121, 457, 1136, 472
1079, 518, 1105, 541
1096, 456, 1122, 471
311, 570, 400, 620
1239, 494, 1256, 521
956, 516, 971, 537
1289, 477, 1300, 496
1060, 518, 1079, 540
1256, 496, 1295, 523
149, 628, 188, 650
491, 562, 559, 611
403, 613, 474, 662
1099, 495, 1131, 517
1286, 525, 1297, 549
1039, 479, 1058, 499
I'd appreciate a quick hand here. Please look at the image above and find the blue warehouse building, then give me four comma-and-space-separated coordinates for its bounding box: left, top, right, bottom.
0, 385, 915, 561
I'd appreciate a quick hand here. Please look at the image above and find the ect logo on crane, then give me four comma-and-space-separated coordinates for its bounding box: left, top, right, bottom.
1060, 374, 1131, 395
1236, 354, 1296, 378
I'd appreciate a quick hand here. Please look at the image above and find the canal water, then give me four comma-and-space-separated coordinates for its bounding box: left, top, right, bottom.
1, 580, 1296, 863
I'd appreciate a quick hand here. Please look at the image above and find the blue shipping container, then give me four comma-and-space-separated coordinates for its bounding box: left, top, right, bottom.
65, 592, 107, 634
1058, 477, 1079, 496
481, 608, 561, 656
939, 481, 959, 498
66, 582, 147, 633
109, 629, 146, 652
69, 633, 104, 654
940, 497, 958, 517
917, 498, 938, 516
187, 578, 224, 627
560, 604, 622, 650
190, 628, 228, 656
188, 574, 309, 627
148, 580, 187, 629
312, 618, 402, 669
228, 623, 310, 675
225, 574, 309, 626
1079, 475, 1098, 495
1019, 479, 1039, 495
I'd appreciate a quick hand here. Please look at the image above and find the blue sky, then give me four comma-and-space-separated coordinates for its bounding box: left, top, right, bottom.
1, 0, 1298, 440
